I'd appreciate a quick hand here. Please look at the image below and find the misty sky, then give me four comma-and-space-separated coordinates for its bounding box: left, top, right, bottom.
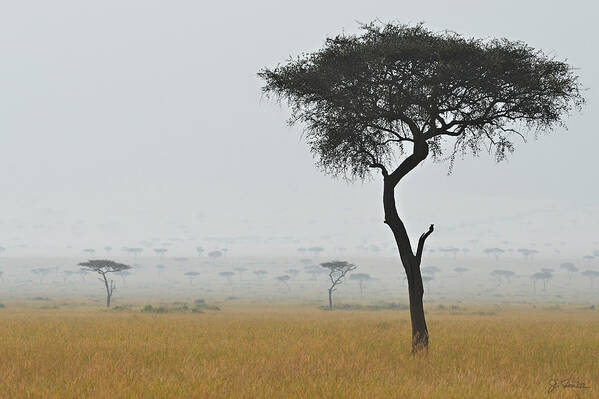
1, 1, 597, 256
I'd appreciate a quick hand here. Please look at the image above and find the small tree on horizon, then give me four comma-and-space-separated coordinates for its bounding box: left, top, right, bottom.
560, 262, 578, 282
321, 261, 357, 310
581, 270, 599, 289
78, 260, 131, 307
254, 270, 268, 280
184, 271, 200, 285
260, 21, 583, 352
454, 267, 469, 278
276, 275, 291, 293
349, 273, 371, 296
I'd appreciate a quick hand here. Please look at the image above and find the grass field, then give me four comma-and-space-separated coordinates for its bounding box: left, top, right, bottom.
0, 302, 597, 398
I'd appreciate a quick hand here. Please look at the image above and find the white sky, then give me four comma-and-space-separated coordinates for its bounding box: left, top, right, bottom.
0, 1, 597, 257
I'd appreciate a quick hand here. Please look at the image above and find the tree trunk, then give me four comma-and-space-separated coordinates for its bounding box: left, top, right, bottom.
408, 273, 428, 352
381, 142, 431, 353
102, 274, 112, 308
328, 288, 333, 310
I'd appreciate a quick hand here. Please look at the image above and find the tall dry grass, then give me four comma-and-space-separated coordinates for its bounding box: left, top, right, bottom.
0, 304, 597, 398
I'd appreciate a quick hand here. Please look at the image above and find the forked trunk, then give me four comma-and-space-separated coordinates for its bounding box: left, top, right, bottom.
381, 143, 432, 353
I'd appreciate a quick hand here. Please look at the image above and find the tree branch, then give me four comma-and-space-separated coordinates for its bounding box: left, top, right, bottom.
415, 224, 434, 264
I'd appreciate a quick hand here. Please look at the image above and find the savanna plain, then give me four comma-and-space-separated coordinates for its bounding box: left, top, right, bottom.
1, 302, 597, 398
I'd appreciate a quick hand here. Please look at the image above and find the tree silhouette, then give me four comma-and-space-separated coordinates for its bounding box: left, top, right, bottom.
196, 247, 205, 257
531, 270, 553, 291
583, 255, 594, 264
208, 250, 223, 261
581, 270, 599, 289
219, 271, 234, 286
260, 21, 583, 352
454, 267, 468, 278
31, 267, 52, 284
483, 248, 506, 260
491, 269, 515, 286
154, 248, 168, 257
308, 247, 324, 256
320, 261, 357, 310
349, 273, 371, 296
421, 266, 440, 276
254, 270, 268, 280
559, 262, 578, 282
304, 265, 327, 281
184, 271, 200, 285
276, 275, 291, 293
234, 267, 248, 281
78, 260, 131, 307
285, 268, 300, 279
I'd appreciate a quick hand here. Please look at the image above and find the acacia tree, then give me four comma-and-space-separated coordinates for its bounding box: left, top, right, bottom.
350, 273, 371, 296
78, 260, 131, 307
321, 261, 357, 310
260, 22, 583, 352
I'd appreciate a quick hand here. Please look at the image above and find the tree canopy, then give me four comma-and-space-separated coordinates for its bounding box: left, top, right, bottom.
259, 22, 584, 179
78, 260, 131, 275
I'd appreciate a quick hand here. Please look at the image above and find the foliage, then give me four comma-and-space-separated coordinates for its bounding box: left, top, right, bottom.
259, 22, 584, 179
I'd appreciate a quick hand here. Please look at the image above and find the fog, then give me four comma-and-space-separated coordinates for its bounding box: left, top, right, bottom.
1, 1, 598, 262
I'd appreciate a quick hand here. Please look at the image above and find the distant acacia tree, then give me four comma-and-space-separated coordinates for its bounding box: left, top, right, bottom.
130, 248, 143, 256
154, 248, 168, 257
439, 248, 460, 258
254, 270, 268, 280
531, 271, 552, 291
299, 258, 313, 266
583, 255, 594, 264
208, 250, 223, 261
31, 267, 52, 284
285, 269, 300, 279
115, 270, 131, 287
219, 271, 234, 286
560, 262, 578, 281
350, 273, 371, 296
321, 261, 357, 310
276, 275, 291, 293
421, 266, 440, 276
518, 248, 539, 261
304, 265, 327, 281
308, 247, 324, 256
78, 260, 131, 307
83, 248, 95, 255
491, 269, 515, 286
184, 271, 200, 285
454, 267, 468, 278
234, 267, 248, 281
196, 247, 204, 257
483, 248, 506, 260
260, 22, 583, 352
581, 270, 599, 289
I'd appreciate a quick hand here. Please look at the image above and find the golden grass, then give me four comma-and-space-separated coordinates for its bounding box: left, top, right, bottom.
0, 304, 597, 398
